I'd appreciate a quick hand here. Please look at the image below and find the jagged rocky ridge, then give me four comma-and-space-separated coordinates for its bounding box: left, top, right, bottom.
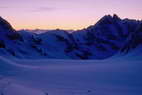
0, 14, 142, 59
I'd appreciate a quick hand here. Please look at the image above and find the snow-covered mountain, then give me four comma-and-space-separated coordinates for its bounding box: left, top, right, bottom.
0, 14, 142, 59
0, 15, 142, 95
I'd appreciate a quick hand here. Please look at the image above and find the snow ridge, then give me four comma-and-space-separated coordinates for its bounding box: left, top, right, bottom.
0, 14, 142, 59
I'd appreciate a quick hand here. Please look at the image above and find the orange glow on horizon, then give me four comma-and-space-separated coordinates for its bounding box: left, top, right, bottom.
1, 0, 142, 31
7, 17, 99, 30
13, 23, 96, 30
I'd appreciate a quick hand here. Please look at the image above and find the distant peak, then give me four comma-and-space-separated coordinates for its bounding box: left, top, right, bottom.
102, 14, 112, 19
102, 14, 121, 20
113, 14, 121, 20
113, 14, 118, 18
95, 14, 122, 26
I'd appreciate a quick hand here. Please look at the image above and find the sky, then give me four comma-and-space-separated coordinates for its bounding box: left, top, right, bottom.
0, 0, 142, 30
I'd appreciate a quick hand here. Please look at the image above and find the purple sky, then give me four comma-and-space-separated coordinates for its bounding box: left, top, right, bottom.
0, 0, 142, 30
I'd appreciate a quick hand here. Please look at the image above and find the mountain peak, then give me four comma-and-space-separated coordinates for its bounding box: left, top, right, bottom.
102, 14, 112, 19
95, 14, 122, 26
0, 16, 15, 33
113, 14, 121, 20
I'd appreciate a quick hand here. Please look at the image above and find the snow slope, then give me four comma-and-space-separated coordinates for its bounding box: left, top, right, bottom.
0, 55, 142, 95
0, 78, 45, 95
0, 56, 45, 95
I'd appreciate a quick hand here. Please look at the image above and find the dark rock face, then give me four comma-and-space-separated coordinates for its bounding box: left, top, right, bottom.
0, 17, 21, 41
0, 17, 15, 33
0, 40, 5, 48
121, 23, 142, 53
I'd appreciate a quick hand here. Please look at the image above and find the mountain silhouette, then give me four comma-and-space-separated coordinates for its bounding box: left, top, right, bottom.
0, 14, 142, 59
